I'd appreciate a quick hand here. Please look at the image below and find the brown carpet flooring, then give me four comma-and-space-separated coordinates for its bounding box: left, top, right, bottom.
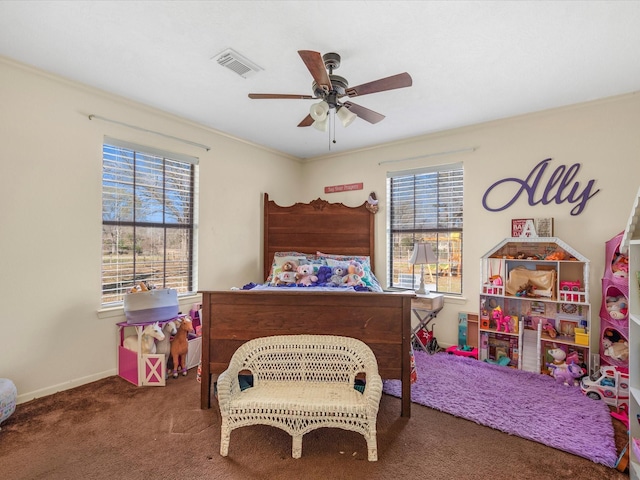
0, 374, 629, 480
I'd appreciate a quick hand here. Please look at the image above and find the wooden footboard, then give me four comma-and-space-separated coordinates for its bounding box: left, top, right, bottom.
199, 290, 413, 417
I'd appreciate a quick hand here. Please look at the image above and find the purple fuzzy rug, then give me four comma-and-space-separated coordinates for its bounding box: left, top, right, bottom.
383, 351, 617, 466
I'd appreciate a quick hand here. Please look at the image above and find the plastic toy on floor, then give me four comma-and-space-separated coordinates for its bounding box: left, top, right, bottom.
445, 345, 478, 359
484, 355, 510, 367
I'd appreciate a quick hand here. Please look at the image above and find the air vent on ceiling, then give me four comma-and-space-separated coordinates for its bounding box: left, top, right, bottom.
214, 48, 263, 79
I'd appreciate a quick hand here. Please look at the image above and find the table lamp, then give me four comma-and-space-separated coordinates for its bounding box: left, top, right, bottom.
409, 243, 437, 294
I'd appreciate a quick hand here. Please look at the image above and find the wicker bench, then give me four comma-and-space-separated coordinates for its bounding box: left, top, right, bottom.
217, 334, 383, 461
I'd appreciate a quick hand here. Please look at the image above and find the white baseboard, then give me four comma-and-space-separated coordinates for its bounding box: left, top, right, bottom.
16, 369, 116, 405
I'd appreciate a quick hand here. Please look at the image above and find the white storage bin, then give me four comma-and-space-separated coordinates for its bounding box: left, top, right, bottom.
124, 288, 179, 324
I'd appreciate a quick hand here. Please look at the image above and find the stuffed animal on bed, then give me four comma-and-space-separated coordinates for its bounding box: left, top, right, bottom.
329, 266, 347, 286
274, 261, 299, 286
274, 270, 297, 286
343, 273, 365, 287
348, 261, 365, 278
316, 265, 332, 285
296, 264, 318, 286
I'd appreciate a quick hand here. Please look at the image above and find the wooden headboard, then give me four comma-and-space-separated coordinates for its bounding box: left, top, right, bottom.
263, 193, 375, 280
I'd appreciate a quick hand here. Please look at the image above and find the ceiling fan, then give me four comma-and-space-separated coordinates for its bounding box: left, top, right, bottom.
248, 50, 412, 131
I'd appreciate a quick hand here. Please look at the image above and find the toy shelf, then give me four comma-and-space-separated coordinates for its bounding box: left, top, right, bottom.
622, 186, 640, 479
479, 237, 591, 375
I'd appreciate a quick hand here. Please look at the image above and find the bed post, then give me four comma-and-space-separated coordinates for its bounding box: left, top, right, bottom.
200, 292, 211, 409
263, 192, 271, 281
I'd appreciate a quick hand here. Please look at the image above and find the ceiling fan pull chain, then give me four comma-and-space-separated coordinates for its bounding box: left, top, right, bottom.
328, 112, 333, 150
332, 110, 337, 146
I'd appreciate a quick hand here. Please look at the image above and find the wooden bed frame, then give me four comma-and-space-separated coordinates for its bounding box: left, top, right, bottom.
199, 193, 414, 417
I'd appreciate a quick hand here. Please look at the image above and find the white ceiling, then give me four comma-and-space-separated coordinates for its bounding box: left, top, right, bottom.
1, 1, 640, 159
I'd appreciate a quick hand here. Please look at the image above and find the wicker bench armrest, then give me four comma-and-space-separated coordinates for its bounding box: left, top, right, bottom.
217, 360, 243, 413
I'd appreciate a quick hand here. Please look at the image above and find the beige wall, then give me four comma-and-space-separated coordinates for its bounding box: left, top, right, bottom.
301, 93, 640, 351
2, 55, 639, 402
0, 58, 301, 402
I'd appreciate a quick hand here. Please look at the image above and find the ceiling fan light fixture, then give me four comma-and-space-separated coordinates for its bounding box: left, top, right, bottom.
310, 101, 330, 121
312, 116, 329, 132
336, 105, 357, 127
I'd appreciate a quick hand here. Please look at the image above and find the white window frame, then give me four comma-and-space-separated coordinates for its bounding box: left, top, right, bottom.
386, 162, 463, 295
101, 137, 198, 306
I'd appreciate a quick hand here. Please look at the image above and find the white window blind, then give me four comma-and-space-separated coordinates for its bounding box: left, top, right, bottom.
387, 163, 464, 294
101, 140, 196, 305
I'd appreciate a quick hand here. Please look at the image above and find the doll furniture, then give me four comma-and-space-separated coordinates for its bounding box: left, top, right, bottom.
117, 320, 169, 386
217, 334, 383, 461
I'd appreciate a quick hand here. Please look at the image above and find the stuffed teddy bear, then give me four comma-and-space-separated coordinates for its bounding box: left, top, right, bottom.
606, 295, 628, 320
315, 265, 332, 285
281, 260, 296, 273
295, 264, 318, 286
602, 337, 629, 361
273, 260, 298, 286
274, 270, 297, 286
343, 273, 365, 287
347, 261, 365, 278
329, 265, 347, 286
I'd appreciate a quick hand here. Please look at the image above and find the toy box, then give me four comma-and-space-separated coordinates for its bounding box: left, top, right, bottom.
124, 288, 179, 324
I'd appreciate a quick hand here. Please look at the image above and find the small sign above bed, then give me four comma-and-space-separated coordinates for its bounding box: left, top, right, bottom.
324, 182, 363, 194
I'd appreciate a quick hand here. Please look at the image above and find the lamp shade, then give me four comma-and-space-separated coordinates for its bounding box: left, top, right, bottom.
410, 243, 437, 294
336, 105, 357, 127
409, 243, 437, 265
310, 101, 329, 121
312, 116, 329, 132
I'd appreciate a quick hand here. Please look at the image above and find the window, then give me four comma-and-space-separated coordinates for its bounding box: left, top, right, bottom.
101, 138, 197, 305
387, 163, 463, 294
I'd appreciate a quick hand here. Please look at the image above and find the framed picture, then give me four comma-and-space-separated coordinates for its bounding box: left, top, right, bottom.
534, 218, 554, 237
511, 218, 536, 237
558, 319, 578, 338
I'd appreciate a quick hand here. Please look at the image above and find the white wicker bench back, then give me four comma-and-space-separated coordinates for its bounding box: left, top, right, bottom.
233, 335, 378, 385
219, 334, 383, 461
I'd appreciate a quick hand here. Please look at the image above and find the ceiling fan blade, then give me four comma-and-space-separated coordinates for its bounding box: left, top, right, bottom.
345, 72, 412, 97
343, 102, 385, 124
298, 50, 332, 93
248, 93, 315, 99
297, 114, 314, 127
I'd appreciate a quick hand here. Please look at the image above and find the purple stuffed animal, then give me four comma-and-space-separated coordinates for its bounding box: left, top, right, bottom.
549, 362, 585, 386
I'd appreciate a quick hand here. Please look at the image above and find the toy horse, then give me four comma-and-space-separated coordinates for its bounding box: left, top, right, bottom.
170, 316, 194, 378
155, 320, 177, 357
492, 307, 511, 333
550, 362, 585, 386
123, 322, 165, 354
